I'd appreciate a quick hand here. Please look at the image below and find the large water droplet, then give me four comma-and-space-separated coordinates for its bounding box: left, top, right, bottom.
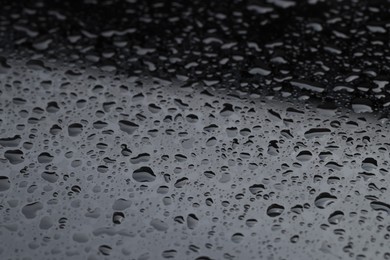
314, 193, 337, 209
4, 150, 24, 164
132, 167, 156, 182
0, 176, 10, 191
370, 201, 390, 215
21, 202, 43, 219
266, 204, 285, 217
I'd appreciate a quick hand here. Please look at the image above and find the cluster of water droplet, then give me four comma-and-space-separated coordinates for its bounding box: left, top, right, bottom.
0, 0, 389, 259
0, 57, 388, 259
0, 0, 389, 113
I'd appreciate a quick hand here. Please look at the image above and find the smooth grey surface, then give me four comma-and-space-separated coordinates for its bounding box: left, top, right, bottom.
0, 59, 389, 260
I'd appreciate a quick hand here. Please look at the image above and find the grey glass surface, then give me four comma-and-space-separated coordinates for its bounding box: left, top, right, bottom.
0, 0, 389, 259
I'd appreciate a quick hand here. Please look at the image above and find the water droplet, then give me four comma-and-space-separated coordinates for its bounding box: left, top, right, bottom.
370, 201, 390, 215
132, 167, 156, 182
0, 176, 10, 191
314, 193, 337, 209
118, 120, 139, 134
4, 150, 24, 164
21, 202, 43, 219
266, 204, 285, 217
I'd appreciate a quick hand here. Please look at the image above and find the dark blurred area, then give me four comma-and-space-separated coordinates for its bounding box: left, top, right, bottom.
2, 0, 390, 113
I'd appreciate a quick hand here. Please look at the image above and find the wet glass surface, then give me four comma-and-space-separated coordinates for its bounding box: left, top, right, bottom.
0, 0, 390, 259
